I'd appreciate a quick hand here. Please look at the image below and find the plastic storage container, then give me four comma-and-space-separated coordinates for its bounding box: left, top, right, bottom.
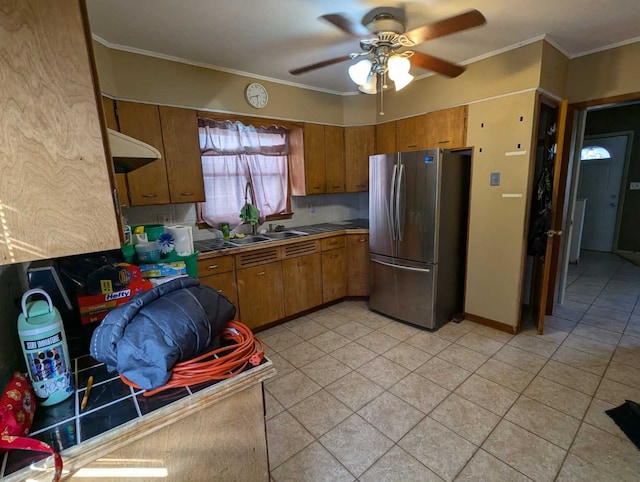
132, 224, 165, 241
135, 242, 161, 262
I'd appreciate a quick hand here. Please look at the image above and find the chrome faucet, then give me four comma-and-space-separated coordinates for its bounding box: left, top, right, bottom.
243, 181, 257, 235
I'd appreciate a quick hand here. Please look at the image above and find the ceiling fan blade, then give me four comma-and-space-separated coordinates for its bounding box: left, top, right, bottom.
321, 13, 370, 37
289, 55, 353, 75
410, 51, 465, 78
404, 9, 486, 45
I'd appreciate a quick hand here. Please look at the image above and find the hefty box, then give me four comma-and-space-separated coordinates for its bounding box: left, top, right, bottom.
77, 264, 152, 325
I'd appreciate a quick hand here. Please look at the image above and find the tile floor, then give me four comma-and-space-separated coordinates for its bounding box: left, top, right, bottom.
260, 251, 640, 481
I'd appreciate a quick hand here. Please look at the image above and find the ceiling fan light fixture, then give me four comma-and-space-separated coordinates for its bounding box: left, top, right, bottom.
348, 59, 372, 86
358, 72, 378, 94
393, 72, 414, 91
387, 55, 410, 78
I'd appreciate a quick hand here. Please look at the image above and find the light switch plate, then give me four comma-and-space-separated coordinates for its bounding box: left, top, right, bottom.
630, 182, 640, 190
490, 172, 500, 186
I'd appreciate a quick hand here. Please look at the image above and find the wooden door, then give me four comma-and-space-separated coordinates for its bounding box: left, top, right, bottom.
200, 271, 238, 315
396, 115, 427, 151
424, 106, 468, 148
159, 106, 205, 203
345, 125, 375, 192
236, 262, 284, 329
303, 123, 326, 194
117, 101, 171, 205
282, 252, 322, 316
324, 125, 345, 193
347, 234, 369, 296
322, 248, 347, 303
376, 121, 397, 154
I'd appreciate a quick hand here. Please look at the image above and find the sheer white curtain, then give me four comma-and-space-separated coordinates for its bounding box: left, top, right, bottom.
197, 119, 289, 230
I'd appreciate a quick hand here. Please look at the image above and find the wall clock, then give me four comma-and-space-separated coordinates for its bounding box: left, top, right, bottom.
245, 82, 268, 109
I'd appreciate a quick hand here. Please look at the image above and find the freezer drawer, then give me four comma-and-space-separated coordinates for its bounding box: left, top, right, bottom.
369, 255, 437, 329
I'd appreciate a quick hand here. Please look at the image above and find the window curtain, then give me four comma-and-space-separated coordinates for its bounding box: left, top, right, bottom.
197, 119, 289, 230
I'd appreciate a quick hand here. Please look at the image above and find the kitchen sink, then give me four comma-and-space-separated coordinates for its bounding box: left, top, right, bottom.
228, 235, 271, 246
264, 230, 308, 240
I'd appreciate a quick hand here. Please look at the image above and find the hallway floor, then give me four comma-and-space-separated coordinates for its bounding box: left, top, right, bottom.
260, 251, 640, 481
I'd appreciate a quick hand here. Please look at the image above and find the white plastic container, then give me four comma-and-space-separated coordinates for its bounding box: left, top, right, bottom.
135, 241, 160, 262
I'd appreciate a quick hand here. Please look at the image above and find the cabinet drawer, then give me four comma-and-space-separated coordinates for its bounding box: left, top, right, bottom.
199, 271, 237, 312
321, 236, 345, 251
197, 255, 234, 275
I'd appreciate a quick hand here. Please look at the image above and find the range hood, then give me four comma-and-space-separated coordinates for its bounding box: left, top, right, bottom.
107, 128, 161, 173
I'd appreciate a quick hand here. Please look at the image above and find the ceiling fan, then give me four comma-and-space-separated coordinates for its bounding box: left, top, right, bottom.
289, 6, 486, 93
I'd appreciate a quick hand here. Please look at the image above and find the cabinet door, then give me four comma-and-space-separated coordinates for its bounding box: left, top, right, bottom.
282, 252, 322, 316
375, 121, 397, 154
159, 106, 205, 203
117, 101, 171, 205
396, 115, 427, 151
322, 248, 347, 303
345, 125, 375, 192
102, 96, 119, 131
200, 271, 238, 317
424, 106, 468, 148
237, 263, 284, 329
347, 234, 369, 296
324, 125, 345, 193
303, 123, 326, 194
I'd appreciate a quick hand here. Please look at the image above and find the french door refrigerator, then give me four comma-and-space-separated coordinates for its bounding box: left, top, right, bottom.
369, 149, 470, 329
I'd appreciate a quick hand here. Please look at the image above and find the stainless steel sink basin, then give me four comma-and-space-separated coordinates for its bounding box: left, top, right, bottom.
264, 230, 308, 240
228, 235, 271, 246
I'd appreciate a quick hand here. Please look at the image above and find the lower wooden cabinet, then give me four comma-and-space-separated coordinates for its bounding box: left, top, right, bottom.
200, 271, 238, 316
347, 234, 369, 296
237, 262, 285, 329
282, 252, 322, 316
322, 247, 347, 303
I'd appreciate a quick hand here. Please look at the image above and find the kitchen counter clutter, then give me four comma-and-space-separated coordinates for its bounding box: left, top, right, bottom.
1, 353, 275, 481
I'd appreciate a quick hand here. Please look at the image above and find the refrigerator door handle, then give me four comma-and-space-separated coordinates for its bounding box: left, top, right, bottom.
389, 163, 398, 240
371, 258, 431, 273
396, 163, 405, 241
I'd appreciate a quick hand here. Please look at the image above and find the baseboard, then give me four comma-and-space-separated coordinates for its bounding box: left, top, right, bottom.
464, 313, 518, 334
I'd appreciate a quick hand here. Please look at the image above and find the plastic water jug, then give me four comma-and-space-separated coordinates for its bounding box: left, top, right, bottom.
17, 289, 73, 406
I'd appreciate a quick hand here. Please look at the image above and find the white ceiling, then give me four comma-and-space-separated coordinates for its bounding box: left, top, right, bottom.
86, 0, 640, 94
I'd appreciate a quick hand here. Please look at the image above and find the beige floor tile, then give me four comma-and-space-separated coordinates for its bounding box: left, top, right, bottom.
437, 344, 489, 371
308, 330, 351, 353
624, 323, 640, 337
266, 370, 321, 408
455, 374, 518, 416
359, 311, 394, 330
377, 321, 422, 341
563, 299, 592, 313
521, 326, 571, 345
259, 324, 289, 337
279, 341, 326, 367
261, 330, 305, 353
523, 377, 591, 419
492, 345, 547, 374
357, 356, 410, 389
595, 378, 640, 406
266, 411, 315, 469
586, 305, 632, 322
265, 390, 285, 420
382, 342, 432, 370
309, 311, 351, 329
569, 423, 640, 481
406, 332, 452, 355
334, 303, 369, 318
360, 445, 443, 482
455, 332, 505, 356
358, 392, 425, 442
326, 371, 385, 411
264, 353, 296, 385
505, 396, 580, 449
556, 453, 617, 482
572, 324, 622, 346
414, 357, 472, 391
430, 393, 500, 445
285, 319, 329, 340
434, 322, 475, 342
562, 333, 616, 359
390, 373, 450, 414
538, 360, 601, 395
456, 449, 531, 482
300, 354, 352, 386
330, 342, 378, 369
398, 417, 477, 481
552, 304, 585, 322
618, 333, 640, 350
470, 324, 515, 343
288, 390, 353, 437
584, 398, 627, 440
612, 346, 640, 368
551, 345, 609, 376
333, 320, 374, 340
320, 414, 394, 477
580, 313, 627, 333
605, 361, 640, 389
356, 331, 401, 354
475, 358, 535, 392
508, 334, 559, 358
482, 420, 566, 482
271, 442, 354, 482
594, 296, 636, 313
545, 316, 578, 333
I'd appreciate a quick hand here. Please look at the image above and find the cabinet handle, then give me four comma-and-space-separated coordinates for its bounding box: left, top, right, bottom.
256, 271, 266, 276
407, 144, 418, 148
330, 254, 338, 259
297, 261, 307, 267
438, 140, 450, 144
329, 241, 337, 245
142, 194, 157, 198
332, 185, 341, 189
217, 289, 223, 293
180, 192, 194, 196
356, 183, 367, 188
359, 238, 366, 242
207, 264, 219, 270
312, 186, 321, 190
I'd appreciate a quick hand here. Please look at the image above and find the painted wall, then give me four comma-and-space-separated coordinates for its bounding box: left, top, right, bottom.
539, 42, 569, 98
584, 104, 640, 251
464, 91, 538, 327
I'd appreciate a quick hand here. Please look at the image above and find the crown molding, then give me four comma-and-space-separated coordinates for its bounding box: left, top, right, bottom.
572, 35, 640, 59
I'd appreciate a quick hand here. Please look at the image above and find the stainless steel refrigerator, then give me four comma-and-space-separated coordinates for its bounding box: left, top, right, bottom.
369, 149, 470, 329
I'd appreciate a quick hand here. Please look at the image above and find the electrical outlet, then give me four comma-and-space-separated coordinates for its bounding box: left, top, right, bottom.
630, 182, 640, 191
157, 213, 171, 224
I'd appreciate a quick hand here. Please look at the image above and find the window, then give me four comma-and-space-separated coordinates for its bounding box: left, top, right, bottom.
581, 146, 611, 160
197, 119, 290, 230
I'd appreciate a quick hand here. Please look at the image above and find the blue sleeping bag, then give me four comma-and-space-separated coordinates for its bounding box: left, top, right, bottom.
90, 277, 236, 390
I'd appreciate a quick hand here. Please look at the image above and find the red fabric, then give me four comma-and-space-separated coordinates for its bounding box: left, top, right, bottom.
0, 372, 62, 481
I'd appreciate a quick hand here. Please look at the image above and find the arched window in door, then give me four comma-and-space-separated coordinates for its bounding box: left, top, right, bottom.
581, 146, 612, 160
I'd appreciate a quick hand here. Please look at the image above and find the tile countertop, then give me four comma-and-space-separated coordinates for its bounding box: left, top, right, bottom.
1, 354, 275, 481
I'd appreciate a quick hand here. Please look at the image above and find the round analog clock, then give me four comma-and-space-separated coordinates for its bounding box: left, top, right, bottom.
245, 82, 268, 109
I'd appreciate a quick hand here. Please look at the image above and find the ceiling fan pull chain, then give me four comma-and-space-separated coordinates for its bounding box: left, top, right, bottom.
380, 73, 385, 116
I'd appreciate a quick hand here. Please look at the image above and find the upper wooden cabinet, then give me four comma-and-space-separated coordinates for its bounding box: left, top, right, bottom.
375, 121, 397, 155
102, 97, 119, 131
396, 114, 428, 151
302, 123, 326, 194
0, 0, 120, 265
345, 125, 375, 192
159, 106, 205, 203
424, 105, 468, 148
324, 125, 346, 193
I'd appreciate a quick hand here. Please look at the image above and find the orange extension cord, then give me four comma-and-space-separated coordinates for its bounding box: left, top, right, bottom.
119, 320, 265, 396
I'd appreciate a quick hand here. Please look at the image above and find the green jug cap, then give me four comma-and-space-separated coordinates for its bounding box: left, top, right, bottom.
27, 300, 51, 318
